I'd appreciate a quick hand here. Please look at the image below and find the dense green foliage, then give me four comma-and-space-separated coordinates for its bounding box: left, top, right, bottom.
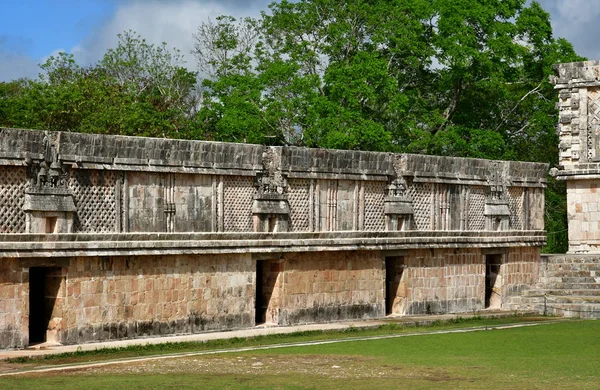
0, 1, 585, 252
0, 32, 199, 139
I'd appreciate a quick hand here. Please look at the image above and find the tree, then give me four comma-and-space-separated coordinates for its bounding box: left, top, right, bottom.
0, 2, 583, 252
192, 0, 581, 156
192, 0, 582, 251
102, 31, 200, 119
0, 32, 199, 138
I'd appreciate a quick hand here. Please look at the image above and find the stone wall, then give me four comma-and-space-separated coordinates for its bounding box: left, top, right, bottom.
0, 259, 26, 348
0, 127, 549, 349
0, 128, 547, 237
564, 179, 600, 252
3, 254, 254, 347
552, 61, 600, 252
400, 249, 484, 314
278, 251, 384, 325
503, 247, 541, 296
63, 254, 254, 344
385, 247, 540, 315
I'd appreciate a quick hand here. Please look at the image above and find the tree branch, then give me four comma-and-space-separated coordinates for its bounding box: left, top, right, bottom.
495, 81, 544, 132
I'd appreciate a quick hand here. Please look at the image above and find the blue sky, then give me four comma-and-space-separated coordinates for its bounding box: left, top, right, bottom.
1, 0, 117, 59
0, 0, 598, 81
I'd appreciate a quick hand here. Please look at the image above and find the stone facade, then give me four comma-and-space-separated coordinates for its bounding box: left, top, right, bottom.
504, 61, 600, 319
0, 128, 547, 349
551, 61, 600, 252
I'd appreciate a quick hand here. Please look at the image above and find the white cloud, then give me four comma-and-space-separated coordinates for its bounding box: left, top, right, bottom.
6, 0, 595, 83
540, 0, 600, 60
73, 0, 269, 70
0, 52, 39, 81
554, 0, 600, 25
0, 0, 271, 81
0, 35, 39, 81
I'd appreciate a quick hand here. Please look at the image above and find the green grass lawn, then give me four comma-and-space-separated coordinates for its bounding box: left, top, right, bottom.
3, 315, 550, 366
1, 319, 598, 389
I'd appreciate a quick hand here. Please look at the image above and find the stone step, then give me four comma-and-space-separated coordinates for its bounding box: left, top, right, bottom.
506, 296, 600, 318
545, 276, 599, 284
541, 282, 600, 290
542, 263, 600, 272
538, 274, 598, 283
547, 296, 600, 304
523, 289, 600, 297
531, 303, 600, 319
543, 256, 600, 264
541, 270, 598, 278
517, 295, 600, 304
539, 277, 599, 286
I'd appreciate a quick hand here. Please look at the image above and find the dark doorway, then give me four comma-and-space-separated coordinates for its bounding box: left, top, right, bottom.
255, 259, 281, 325
255, 260, 265, 324
485, 255, 502, 308
29, 267, 62, 345
385, 257, 405, 315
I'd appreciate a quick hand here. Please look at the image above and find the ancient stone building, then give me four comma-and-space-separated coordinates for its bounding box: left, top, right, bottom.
0, 128, 546, 349
552, 60, 600, 253
510, 60, 600, 319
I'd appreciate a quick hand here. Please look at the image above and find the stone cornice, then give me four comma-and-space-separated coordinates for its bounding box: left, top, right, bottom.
0, 128, 548, 187
0, 231, 546, 258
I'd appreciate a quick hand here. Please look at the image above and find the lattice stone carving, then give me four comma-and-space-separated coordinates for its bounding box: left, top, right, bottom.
468, 186, 486, 231
288, 179, 310, 232
588, 88, 600, 161
0, 167, 28, 233
223, 176, 254, 232
407, 183, 432, 230
508, 187, 524, 230
364, 181, 386, 231
69, 170, 117, 233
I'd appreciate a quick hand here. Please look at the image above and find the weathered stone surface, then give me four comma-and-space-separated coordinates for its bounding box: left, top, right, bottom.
507, 254, 600, 318
278, 251, 385, 324
551, 61, 600, 253
0, 128, 548, 349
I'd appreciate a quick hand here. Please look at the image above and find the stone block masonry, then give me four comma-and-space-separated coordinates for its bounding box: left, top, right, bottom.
1, 255, 255, 346
497, 61, 600, 317
552, 61, 600, 252
0, 127, 548, 349
278, 251, 384, 324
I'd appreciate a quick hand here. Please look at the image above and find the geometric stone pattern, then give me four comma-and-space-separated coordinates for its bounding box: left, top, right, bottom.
0, 166, 27, 233
363, 181, 386, 231
551, 61, 600, 252
69, 170, 117, 233
588, 88, 600, 161
288, 179, 311, 232
223, 176, 254, 232
0, 127, 551, 350
468, 186, 486, 231
508, 187, 524, 230
335, 180, 355, 231
0, 127, 547, 238
407, 183, 432, 230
